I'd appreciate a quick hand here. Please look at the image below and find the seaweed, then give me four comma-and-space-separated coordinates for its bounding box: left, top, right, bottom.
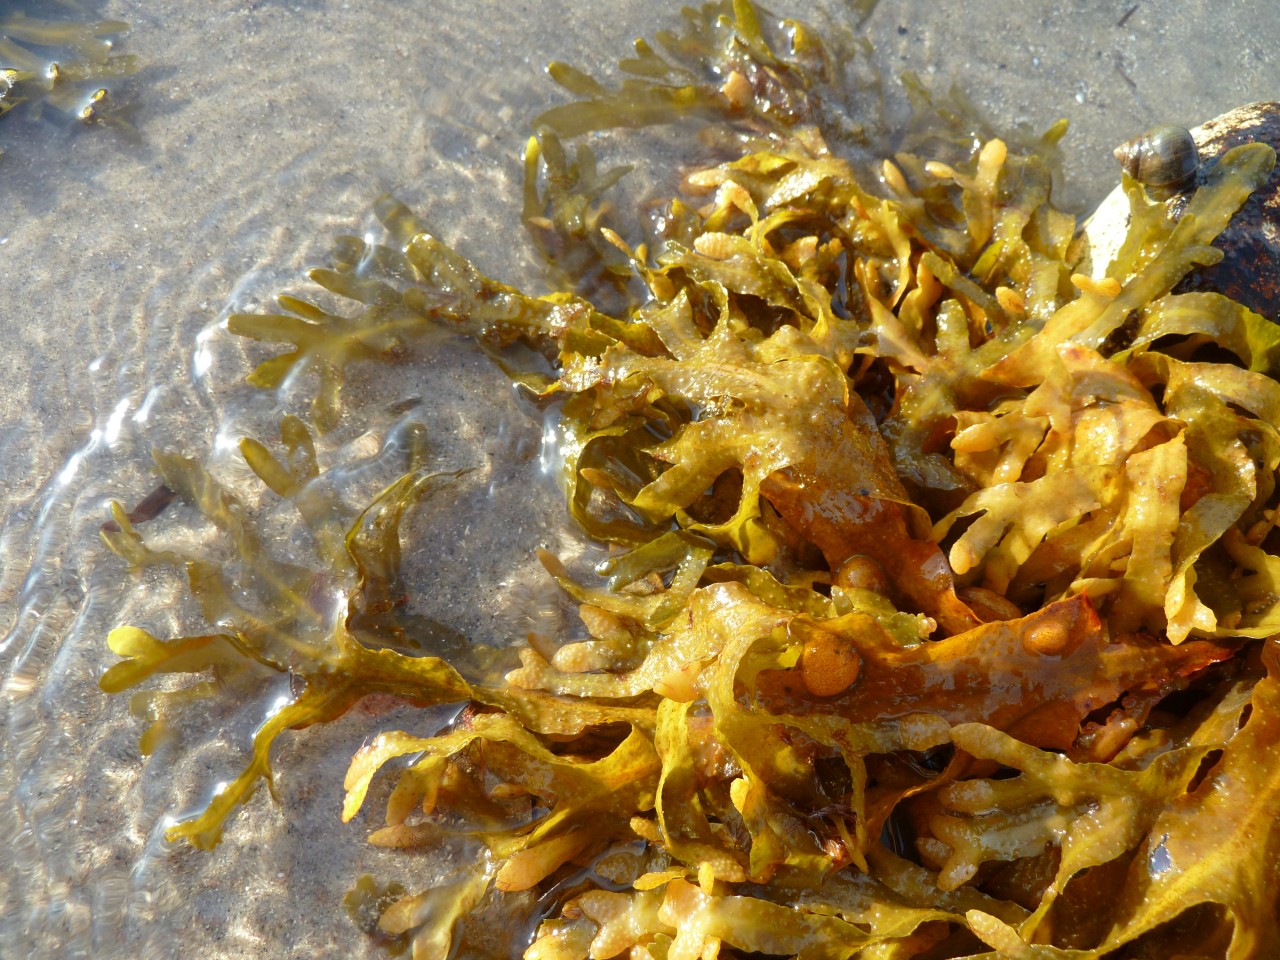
0, 2, 138, 151
103, 2, 1280, 958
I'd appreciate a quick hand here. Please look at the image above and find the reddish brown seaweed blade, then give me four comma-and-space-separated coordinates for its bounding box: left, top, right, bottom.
100, 482, 176, 533
758, 595, 1235, 752
761, 470, 980, 636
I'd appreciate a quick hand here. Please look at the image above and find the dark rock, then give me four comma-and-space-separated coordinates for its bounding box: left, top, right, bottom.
1170, 101, 1280, 321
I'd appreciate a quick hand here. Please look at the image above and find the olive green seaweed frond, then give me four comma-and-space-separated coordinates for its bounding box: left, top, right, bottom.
0, 3, 138, 147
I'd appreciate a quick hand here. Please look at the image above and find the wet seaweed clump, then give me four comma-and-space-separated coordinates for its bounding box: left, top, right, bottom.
0, 1, 138, 152
103, 2, 1280, 958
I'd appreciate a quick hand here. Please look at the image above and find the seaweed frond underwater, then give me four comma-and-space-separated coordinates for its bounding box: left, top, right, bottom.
101, 2, 1280, 957
0, 1, 138, 152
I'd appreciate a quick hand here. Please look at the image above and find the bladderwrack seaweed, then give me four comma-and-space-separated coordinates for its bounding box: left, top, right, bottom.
101, 2, 1280, 956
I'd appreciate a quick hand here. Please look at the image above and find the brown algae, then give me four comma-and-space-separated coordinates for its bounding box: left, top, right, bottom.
0, 3, 138, 149
101, 2, 1280, 957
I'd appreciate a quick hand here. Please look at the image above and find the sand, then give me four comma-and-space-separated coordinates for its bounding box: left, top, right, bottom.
2, 1, 1278, 957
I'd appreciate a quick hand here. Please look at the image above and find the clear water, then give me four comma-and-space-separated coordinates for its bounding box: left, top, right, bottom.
2, 1, 1277, 956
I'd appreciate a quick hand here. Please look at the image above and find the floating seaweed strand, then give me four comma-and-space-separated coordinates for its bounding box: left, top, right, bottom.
0, 2, 138, 147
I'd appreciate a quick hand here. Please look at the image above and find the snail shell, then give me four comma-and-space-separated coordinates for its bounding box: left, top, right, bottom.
1113, 124, 1200, 199
1081, 102, 1280, 322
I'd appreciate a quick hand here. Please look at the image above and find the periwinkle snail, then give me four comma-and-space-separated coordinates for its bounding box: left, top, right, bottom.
1113, 124, 1200, 199
1083, 103, 1280, 322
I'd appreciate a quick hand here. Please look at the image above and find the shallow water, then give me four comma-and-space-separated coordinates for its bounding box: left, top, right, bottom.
1, 1, 1277, 957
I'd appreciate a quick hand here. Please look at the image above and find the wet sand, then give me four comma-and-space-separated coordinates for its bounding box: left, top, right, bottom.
2, 1, 1278, 957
